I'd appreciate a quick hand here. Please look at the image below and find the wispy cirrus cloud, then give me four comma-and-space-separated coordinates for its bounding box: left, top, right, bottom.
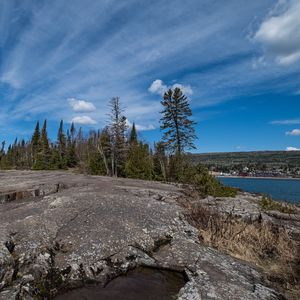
271, 119, 300, 125
0, 0, 300, 150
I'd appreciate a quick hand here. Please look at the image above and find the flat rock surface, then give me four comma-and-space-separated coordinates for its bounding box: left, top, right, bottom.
0, 171, 280, 299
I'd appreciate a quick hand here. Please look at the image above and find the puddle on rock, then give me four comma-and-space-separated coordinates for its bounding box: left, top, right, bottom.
55, 267, 186, 300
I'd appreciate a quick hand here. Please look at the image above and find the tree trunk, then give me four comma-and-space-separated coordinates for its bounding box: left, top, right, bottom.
96, 142, 110, 176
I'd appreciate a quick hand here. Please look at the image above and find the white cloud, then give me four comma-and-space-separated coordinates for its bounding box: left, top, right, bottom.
148, 79, 168, 95
171, 83, 193, 96
148, 79, 193, 96
71, 116, 97, 125
254, 0, 300, 65
286, 128, 300, 136
126, 120, 155, 131
135, 124, 155, 131
68, 98, 96, 112
286, 146, 300, 151
271, 118, 300, 125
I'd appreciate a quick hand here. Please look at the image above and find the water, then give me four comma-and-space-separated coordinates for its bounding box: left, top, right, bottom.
55, 267, 186, 300
218, 177, 300, 204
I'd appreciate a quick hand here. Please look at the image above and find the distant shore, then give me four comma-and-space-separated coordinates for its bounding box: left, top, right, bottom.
216, 175, 300, 180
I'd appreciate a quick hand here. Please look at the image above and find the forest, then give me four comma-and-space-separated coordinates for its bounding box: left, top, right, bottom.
190, 151, 300, 177
0, 87, 236, 197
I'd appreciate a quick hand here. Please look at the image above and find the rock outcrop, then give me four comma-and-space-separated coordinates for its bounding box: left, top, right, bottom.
0, 171, 282, 299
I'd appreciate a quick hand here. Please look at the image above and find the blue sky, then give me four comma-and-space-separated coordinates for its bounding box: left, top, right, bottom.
0, 0, 300, 153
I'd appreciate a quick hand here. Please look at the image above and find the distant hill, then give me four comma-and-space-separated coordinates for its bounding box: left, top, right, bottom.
189, 151, 300, 169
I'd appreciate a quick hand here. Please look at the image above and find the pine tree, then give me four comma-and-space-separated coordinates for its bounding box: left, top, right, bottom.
49, 144, 61, 169
0, 141, 5, 169
31, 121, 41, 166
6, 145, 13, 168
70, 122, 76, 142
160, 87, 196, 155
40, 119, 51, 169
0, 141, 9, 169
57, 120, 67, 169
125, 141, 153, 180
125, 125, 153, 179
66, 123, 77, 168
76, 127, 84, 162
108, 97, 128, 177
129, 122, 137, 144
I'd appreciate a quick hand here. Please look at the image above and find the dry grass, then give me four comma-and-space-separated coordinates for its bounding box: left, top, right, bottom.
184, 202, 300, 297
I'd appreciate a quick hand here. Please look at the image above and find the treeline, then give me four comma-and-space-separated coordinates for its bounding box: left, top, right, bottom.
0, 88, 236, 197
190, 151, 300, 177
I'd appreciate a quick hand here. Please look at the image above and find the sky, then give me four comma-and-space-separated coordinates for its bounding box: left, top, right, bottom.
0, 0, 300, 153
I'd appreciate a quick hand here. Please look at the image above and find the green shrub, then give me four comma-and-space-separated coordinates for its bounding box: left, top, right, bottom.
259, 195, 296, 214
179, 163, 237, 197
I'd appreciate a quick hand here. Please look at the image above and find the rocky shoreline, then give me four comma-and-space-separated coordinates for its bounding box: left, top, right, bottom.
0, 171, 299, 299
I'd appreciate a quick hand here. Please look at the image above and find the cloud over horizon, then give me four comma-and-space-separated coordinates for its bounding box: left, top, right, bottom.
286, 146, 300, 151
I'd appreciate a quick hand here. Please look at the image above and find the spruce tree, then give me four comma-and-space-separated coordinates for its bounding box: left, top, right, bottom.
31, 121, 41, 166
6, 145, 13, 168
0, 141, 5, 169
0, 141, 9, 169
125, 125, 153, 179
57, 120, 67, 169
129, 122, 137, 144
66, 123, 77, 168
70, 122, 76, 142
108, 97, 127, 177
40, 119, 51, 169
160, 87, 196, 155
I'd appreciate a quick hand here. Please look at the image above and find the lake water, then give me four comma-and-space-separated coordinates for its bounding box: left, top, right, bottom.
218, 177, 300, 204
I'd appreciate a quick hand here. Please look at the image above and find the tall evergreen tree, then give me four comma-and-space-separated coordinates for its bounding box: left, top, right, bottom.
160, 87, 196, 155
40, 119, 51, 169
6, 145, 13, 168
66, 123, 77, 168
70, 122, 76, 142
0, 141, 7, 169
31, 121, 41, 166
57, 120, 67, 168
125, 140, 153, 180
108, 97, 127, 177
129, 122, 137, 144
125, 124, 153, 179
